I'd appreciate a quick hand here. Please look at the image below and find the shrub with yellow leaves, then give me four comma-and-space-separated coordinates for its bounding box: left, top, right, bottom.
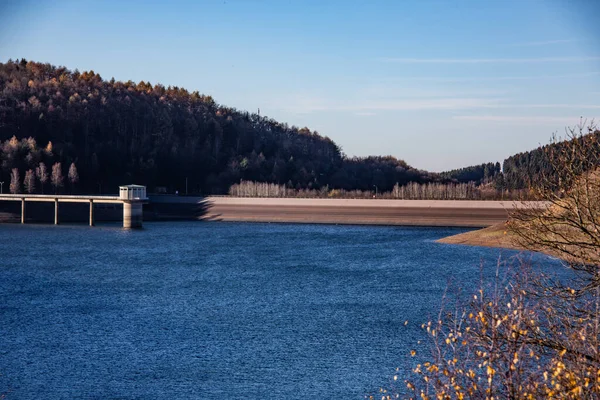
396, 123, 600, 399
401, 262, 600, 399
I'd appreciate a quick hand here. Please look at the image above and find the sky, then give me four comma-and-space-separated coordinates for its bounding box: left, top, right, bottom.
0, 0, 599, 172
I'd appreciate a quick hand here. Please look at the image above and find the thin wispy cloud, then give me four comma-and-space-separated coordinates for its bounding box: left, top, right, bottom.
487, 103, 600, 110
380, 72, 600, 83
276, 96, 507, 114
355, 98, 504, 111
453, 115, 600, 125
379, 56, 600, 64
527, 104, 600, 109
273, 84, 600, 115
509, 39, 577, 47
489, 104, 600, 110
277, 95, 600, 114
359, 85, 512, 98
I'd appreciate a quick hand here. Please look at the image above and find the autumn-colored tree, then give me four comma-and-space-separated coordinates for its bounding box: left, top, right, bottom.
36, 162, 48, 194
400, 123, 600, 399
51, 162, 63, 194
44, 141, 53, 156
23, 169, 35, 194
399, 266, 600, 399
510, 123, 600, 272
9, 168, 20, 194
68, 162, 79, 193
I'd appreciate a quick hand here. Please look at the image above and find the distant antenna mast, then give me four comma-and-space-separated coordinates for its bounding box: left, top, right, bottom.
258, 108, 260, 116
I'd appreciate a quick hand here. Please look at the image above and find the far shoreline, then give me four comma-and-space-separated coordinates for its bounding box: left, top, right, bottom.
436, 222, 530, 253
1, 196, 546, 236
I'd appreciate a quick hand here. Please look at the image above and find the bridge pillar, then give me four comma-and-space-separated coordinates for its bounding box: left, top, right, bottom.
21, 198, 25, 224
54, 199, 59, 225
89, 199, 95, 226
123, 201, 143, 229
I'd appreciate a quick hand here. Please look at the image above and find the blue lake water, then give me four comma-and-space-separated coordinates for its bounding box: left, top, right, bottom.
0, 222, 562, 399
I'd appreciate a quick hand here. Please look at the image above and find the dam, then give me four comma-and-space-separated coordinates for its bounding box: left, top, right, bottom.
0, 189, 532, 228
149, 196, 517, 227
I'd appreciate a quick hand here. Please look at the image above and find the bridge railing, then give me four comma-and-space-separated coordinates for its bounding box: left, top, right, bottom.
0, 194, 127, 204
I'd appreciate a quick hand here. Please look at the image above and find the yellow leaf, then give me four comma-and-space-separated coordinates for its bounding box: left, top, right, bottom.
559, 349, 567, 357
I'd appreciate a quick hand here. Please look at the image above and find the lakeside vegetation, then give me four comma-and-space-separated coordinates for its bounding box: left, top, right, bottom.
390, 124, 600, 399
2, 59, 598, 199
229, 180, 529, 200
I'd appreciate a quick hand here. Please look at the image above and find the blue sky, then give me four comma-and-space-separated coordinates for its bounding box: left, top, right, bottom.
1, 0, 599, 171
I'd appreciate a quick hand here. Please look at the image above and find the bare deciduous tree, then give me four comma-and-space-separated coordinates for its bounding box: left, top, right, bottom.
24, 169, 36, 194
51, 162, 63, 194
36, 162, 48, 194
68, 162, 79, 193
401, 123, 600, 399
228, 180, 528, 200
9, 168, 20, 194
510, 122, 600, 277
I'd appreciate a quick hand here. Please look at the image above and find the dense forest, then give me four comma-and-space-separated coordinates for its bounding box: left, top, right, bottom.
0, 59, 597, 197
499, 129, 600, 190
440, 162, 501, 185
439, 130, 600, 193
0, 59, 435, 194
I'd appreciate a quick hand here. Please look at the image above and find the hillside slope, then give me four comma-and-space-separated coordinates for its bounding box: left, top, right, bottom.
0, 59, 433, 194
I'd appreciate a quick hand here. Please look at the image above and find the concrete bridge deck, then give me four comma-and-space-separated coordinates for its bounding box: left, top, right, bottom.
0, 194, 122, 203
0, 186, 147, 227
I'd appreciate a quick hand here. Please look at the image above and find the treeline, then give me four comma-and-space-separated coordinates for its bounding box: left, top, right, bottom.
440, 162, 501, 185
229, 180, 529, 200
500, 128, 600, 190
0, 59, 436, 194
0, 135, 79, 194
439, 129, 600, 192
2, 59, 597, 197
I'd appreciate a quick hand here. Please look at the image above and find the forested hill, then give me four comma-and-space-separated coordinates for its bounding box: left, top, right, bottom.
440, 162, 501, 185
440, 129, 600, 192
499, 128, 600, 190
0, 59, 435, 194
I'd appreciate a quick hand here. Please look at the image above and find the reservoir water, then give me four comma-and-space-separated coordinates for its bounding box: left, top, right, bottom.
0, 222, 561, 399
